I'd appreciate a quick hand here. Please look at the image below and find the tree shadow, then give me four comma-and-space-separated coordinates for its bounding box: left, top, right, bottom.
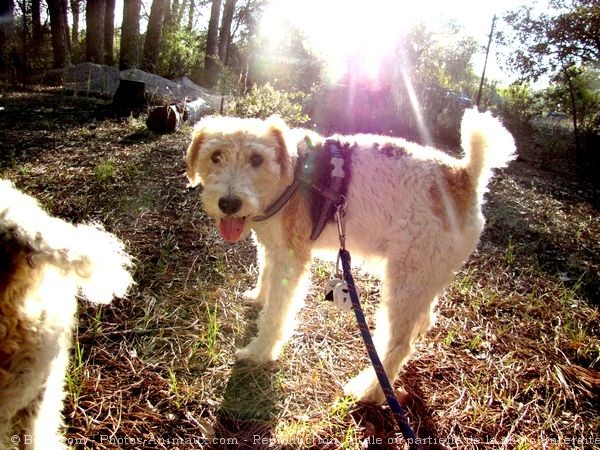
484, 174, 599, 306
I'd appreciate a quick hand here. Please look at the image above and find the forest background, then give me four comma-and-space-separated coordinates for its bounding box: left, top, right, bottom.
0, 0, 598, 172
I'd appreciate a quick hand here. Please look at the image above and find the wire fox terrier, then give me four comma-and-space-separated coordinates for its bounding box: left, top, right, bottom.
186, 109, 515, 404
0, 180, 134, 449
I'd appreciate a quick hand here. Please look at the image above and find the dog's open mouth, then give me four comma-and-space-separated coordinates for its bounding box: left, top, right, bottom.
219, 216, 247, 242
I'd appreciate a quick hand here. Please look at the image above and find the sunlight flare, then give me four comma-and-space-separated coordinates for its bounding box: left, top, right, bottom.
259, 0, 417, 83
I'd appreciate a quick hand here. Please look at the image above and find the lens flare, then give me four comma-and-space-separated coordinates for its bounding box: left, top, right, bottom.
259, 0, 415, 83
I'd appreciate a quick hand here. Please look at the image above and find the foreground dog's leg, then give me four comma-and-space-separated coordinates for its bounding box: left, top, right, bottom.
236, 247, 310, 363
242, 242, 269, 305
344, 263, 439, 404
28, 333, 70, 450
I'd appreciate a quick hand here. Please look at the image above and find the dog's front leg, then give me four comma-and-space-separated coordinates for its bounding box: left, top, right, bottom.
241, 242, 269, 305
236, 250, 310, 363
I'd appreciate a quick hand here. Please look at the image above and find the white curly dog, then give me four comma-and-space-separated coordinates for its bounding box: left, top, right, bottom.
0, 180, 134, 449
186, 109, 515, 404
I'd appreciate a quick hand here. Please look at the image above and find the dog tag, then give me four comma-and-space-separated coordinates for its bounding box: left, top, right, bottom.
324, 278, 344, 302
332, 281, 354, 312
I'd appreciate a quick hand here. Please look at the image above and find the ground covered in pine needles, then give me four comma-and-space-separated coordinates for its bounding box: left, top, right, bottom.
1, 91, 598, 449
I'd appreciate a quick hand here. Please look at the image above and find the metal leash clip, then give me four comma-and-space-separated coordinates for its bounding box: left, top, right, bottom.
335, 196, 347, 251
321, 197, 353, 312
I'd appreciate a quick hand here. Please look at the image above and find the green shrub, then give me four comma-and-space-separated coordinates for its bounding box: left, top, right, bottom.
227, 83, 310, 127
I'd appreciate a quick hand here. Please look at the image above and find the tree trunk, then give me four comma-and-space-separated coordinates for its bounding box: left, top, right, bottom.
562, 65, 581, 155
0, 0, 15, 75
31, 0, 42, 45
204, 0, 222, 86
104, 0, 115, 65
119, 0, 141, 69
142, 0, 167, 73
70, 0, 79, 49
187, 0, 194, 30
113, 78, 146, 115
47, 0, 71, 68
86, 0, 105, 63
19, 0, 28, 70
146, 98, 211, 133
218, 0, 235, 64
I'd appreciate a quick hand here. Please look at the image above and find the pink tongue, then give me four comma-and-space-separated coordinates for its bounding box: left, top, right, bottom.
219, 216, 245, 242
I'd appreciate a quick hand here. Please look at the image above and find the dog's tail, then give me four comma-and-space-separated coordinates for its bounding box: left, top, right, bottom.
461, 108, 516, 189
1, 180, 134, 304
28, 222, 134, 304
26, 221, 134, 304
55, 223, 135, 304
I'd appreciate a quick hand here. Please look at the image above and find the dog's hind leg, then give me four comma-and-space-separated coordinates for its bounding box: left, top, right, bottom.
236, 249, 311, 364
344, 261, 440, 404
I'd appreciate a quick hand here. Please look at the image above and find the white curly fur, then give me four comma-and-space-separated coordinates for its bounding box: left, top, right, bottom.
186, 109, 515, 404
0, 180, 134, 449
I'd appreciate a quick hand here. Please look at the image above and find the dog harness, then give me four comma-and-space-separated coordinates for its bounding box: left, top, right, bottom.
252, 139, 350, 241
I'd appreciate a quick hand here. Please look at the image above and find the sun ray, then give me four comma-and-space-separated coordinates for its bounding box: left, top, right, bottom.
399, 67, 433, 146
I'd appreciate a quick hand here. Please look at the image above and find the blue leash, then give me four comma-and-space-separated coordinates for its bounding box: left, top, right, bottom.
339, 248, 421, 450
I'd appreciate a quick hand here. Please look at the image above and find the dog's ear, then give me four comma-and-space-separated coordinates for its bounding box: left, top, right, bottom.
266, 115, 292, 177
265, 114, 287, 131
296, 129, 324, 157
186, 125, 204, 187
266, 115, 289, 152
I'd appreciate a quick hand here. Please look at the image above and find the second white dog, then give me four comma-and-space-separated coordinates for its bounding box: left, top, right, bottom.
0, 180, 134, 449
186, 109, 515, 404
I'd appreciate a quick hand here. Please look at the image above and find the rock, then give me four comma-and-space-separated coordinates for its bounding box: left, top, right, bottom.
44, 63, 219, 112
46, 62, 120, 98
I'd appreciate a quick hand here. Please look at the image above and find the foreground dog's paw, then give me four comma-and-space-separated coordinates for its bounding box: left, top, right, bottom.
241, 288, 265, 305
235, 342, 278, 364
343, 369, 386, 405
344, 369, 409, 405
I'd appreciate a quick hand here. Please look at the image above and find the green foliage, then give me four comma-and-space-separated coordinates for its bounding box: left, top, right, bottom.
496, 82, 543, 122
211, 56, 240, 97
408, 23, 479, 93
227, 83, 310, 126
502, 0, 600, 82
543, 65, 600, 134
157, 26, 206, 79
305, 21, 480, 141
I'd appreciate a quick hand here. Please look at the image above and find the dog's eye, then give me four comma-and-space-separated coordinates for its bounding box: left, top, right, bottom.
249, 153, 263, 168
211, 151, 222, 163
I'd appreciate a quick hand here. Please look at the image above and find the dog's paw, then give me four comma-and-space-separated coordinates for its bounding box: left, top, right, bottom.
344, 369, 408, 405
241, 288, 265, 305
343, 369, 386, 405
235, 342, 278, 364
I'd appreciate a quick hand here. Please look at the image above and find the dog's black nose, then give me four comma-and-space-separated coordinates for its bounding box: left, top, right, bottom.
218, 196, 242, 215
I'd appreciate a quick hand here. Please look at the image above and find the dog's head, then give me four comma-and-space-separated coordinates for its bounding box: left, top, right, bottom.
186, 115, 297, 243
